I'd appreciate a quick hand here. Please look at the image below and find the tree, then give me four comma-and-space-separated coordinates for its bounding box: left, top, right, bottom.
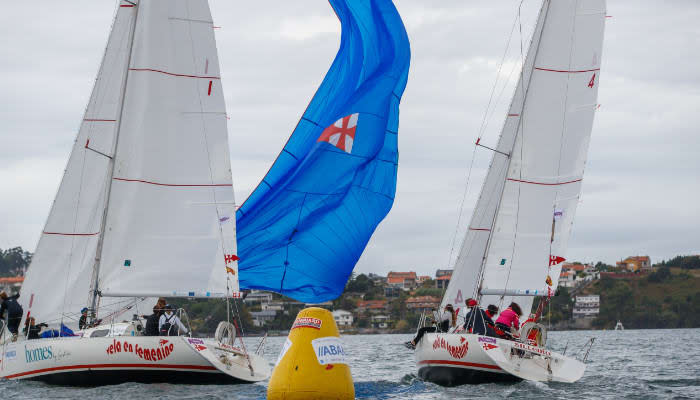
346, 274, 373, 293
0, 247, 32, 276
648, 266, 671, 283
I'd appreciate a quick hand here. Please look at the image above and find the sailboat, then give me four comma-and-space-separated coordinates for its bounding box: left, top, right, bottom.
0, 0, 269, 385
413, 0, 606, 386
614, 321, 624, 330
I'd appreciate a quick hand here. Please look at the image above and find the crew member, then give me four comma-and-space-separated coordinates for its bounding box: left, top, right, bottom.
462, 298, 495, 336
485, 305, 498, 319
0, 291, 23, 341
494, 302, 522, 340
159, 304, 188, 336
24, 317, 48, 340
404, 304, 456, 349
78, 307, 89, 330
144, 305, 162, 336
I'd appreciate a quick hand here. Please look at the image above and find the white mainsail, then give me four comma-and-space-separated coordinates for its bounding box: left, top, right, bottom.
443, 0, 606, 317
98, 0, 239, 298
20, 0, 239, 329
19, 2, 140, 328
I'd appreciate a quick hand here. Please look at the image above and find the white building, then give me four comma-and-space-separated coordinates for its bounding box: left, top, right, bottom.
261, 302, 284, 311
250, 310, 277, 327
332, 310, 354, 327
559, 270, 576, 288
371, 315, 390, 329
243, 290, 273, 304
573, 295, 600, 319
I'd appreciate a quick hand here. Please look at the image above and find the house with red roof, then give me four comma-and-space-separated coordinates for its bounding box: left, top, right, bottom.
387, 271, 417, 290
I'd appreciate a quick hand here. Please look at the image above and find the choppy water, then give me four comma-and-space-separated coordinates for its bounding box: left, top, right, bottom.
1, 329, 698, 399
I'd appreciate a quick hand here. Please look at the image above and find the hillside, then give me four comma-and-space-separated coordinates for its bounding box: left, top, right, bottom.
587, 267, 700, 329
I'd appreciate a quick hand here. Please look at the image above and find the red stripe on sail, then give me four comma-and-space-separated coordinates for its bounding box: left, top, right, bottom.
5, 363, 218, 379
43, 231, 100, 236
83, 119, 116, 122
507, 178, 582, 186
129, 68, 220, 80
535, 67, 600, 73
208, 80, 213, 95
507, 114, 520, 117
417, 359, 502, 370
113, 178, 232, 187
469, 228, 491, 232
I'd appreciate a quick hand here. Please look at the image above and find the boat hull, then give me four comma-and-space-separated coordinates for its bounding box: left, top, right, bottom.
1, 335, 269, 386
415, 332, 585, 386
415, 333, 518, 386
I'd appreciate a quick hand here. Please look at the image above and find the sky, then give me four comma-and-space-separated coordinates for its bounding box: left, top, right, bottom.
1, 0, 699, 278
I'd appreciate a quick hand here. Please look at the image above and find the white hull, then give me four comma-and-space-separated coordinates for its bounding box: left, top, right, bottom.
415, 333, 585, 386
1, 335, 270, 386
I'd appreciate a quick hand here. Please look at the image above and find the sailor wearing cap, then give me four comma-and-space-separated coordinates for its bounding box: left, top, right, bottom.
158, 304, 188, 336
79, 307, 89, 330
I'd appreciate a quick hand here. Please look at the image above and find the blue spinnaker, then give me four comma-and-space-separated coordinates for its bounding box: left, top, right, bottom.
236, 0, 411, 302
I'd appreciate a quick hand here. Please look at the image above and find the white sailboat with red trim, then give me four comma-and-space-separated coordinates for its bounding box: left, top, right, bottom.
414, 0, 606, 386
0, 0, 270, 385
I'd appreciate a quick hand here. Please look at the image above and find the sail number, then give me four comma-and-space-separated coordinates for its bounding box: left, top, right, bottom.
587, 73, 596, 88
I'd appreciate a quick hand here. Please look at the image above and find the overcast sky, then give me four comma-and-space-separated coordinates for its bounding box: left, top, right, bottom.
1, 0, 699, 278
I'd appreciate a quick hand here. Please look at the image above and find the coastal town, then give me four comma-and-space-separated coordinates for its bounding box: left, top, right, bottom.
1, 248, 698, 334
239, 254, 698, 333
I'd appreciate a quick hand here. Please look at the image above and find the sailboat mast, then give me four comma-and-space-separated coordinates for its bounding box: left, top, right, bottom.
87, 0, 141, 323
474, 0, 551, 303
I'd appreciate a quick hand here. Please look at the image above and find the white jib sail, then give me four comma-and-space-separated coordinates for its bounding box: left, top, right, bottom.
19, 2, 150, 329
443, 0, 606, 317
97, 0, 239, 298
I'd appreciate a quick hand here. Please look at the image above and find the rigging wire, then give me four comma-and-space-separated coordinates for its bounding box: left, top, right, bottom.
498, 0, 529, 312
446, 1, 527, 270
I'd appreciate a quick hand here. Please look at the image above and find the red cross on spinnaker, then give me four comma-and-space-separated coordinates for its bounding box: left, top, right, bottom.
317, 113, 358, 153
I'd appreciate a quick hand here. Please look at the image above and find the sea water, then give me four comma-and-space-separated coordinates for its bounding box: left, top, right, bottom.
1, 329, 698, 399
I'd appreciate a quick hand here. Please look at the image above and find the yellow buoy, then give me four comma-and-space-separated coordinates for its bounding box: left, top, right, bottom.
267, 307, 354, 400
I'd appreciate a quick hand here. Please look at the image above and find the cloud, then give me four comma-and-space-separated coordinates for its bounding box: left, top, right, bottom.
1, 0, 698, 279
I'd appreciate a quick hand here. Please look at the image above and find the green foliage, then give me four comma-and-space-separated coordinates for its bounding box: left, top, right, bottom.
413, 288, 443, 297
167, 298, 256, 335
647, 266, 671, 282
0, 247, 32, 276
394, 319, 409, 332
592, 271, 700, 329
346, 273, 373, 292
658, 255, 700, 269
421, 279, 435, 288
344, 273, 384, 299
536, 287, 573, 324
595, 261, 614, 272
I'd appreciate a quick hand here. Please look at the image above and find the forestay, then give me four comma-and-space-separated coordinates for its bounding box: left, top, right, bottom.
97, 0, 239, 298
236, 0, 411, 303
443, 0, 606, 316
19, 2, 142, 328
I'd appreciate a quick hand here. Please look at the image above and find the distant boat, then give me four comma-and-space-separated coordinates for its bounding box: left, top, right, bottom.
1, 0, 269, 386
614, 321, 624, 330
412, 0, 607, 386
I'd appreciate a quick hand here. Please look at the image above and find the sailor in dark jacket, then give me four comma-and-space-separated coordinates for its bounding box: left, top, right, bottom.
0, 291, 23, 341
463, 298, 496, 336
25, 317, 48, 340
144, 305, 162, 336
78, 307, 89, 330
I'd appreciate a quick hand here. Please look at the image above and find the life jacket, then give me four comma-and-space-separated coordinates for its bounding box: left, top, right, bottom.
160, 314, 178, 336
